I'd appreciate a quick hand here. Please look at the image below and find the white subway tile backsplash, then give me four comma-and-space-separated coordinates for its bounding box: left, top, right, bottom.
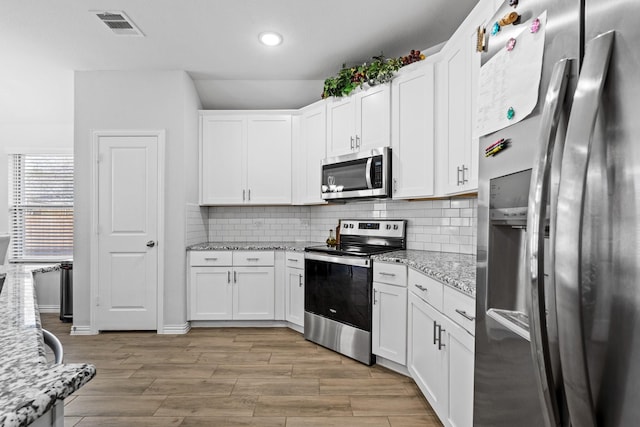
204, 197, 478, 254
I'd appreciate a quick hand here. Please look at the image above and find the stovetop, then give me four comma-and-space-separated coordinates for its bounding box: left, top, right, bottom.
305, 219, 407, 257
304, 243, 399, 257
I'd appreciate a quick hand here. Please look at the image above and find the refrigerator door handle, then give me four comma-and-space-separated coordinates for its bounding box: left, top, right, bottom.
556, 30, 615, 427
526, 58, 572, 427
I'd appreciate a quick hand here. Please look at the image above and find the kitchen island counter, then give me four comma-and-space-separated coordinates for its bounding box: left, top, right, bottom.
0, 265, 95, 427
373, 250, 476, 297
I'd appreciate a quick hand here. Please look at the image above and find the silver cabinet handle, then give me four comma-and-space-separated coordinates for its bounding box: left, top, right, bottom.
556, 30, 615, 427
233, 270, 237, 283
526, 57, 572, 427
227, 271, 231, 283
204, 257, 218, 261
243, 189, 246, 201
378, 272, 396, 277
454, 309, 476, 322
287, 258, 298, 262
248, 189, 251, 201
373, 289, 378, 305
415, 284, 427, 292
437, 324, 445, 350
246, 257, 260, 261
299, 274, 303, 287
456, 166, 463, 186
350, 136, 355, 150
433, 321, 438, 345
355, 135, 360, 149
461, 165, 469, 184
146, 240, 156, 248
393, 178, 398, 193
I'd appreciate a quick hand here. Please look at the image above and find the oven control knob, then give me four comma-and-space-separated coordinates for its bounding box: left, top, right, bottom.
393, 224, 398, 230
386, 224, 391, 230
343, 223, 348, 228
349, 224, 354, 228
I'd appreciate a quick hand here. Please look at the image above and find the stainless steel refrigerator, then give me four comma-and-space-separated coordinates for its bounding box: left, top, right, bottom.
474, 0, 640, 425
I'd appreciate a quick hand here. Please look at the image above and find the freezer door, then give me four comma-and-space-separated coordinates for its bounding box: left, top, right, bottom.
559, 2, 640, 425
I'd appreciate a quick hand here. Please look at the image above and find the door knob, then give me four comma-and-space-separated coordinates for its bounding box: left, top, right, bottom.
146, 240, 156, 248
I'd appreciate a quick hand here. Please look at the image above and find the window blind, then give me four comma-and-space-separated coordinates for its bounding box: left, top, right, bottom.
9, 154, 74, 261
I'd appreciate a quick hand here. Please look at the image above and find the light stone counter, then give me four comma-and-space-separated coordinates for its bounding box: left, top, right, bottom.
0, 265, 95, 427
373, 250, 477, 297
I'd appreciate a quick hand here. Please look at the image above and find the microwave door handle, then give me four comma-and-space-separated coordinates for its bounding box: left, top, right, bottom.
556, 30, 615, 427
526, 57, 572, 427
365, 157, 373, 189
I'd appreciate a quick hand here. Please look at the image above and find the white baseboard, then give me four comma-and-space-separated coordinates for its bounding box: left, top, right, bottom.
375, 355, 411, 377
287, 322, 304, 334
38, 305, 60, 313
160, 323, 191, 335
190, 320, 290, 328
70, 325, 95, 335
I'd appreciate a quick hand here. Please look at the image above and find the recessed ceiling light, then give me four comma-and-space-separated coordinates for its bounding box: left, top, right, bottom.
259, 31, 283, 47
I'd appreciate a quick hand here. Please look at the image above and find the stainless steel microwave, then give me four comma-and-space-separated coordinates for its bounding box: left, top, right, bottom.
321, 147, 391, 201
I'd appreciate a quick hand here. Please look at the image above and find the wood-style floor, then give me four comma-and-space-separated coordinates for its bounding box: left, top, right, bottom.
42, 314, 442, 427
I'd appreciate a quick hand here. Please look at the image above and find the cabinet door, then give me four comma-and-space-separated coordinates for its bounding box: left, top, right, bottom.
285, 267, 305, 327
326, 97, 356, 157
446, 320, 475, 427
247, 115, 292, 204
200, 115, 246, 204
438, 30, 479, 195
233, 267, 275, 320
407, 292, 448, 419
355, 84, 391, 152
189, 267, 233, 320
300, 103, 327, 204
372, 282, 407, 365
391, 63, 436, 199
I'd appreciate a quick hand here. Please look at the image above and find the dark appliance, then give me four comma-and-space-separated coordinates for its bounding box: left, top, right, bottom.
320, 147, 391, 201
304, 219, 406, 365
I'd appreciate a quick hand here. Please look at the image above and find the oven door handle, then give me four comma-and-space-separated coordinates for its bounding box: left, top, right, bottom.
305, 252, 371, 268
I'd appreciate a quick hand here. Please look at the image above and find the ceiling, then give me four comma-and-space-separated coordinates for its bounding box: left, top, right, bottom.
1, 0, 479, 109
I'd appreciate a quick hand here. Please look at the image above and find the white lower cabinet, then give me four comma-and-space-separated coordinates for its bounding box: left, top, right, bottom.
372, 261, 408, 365
285, 251, 305, 327
372, 281, 407, 365
188, 251, 275, 321
408, 282, 475, 427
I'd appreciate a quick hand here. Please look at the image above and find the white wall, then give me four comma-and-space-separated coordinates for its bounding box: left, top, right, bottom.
0, 66, 74, 233
74, 70, 201, 331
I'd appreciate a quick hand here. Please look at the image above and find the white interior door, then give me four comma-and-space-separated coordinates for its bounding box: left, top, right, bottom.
97, 134, 160, 330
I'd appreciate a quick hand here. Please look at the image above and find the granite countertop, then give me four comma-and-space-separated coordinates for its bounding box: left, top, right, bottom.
187, 241, 320, 252
0, 265, 95, 427
373, 250, 477, 297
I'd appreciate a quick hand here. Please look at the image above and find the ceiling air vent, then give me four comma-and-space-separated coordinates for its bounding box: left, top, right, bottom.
94, 11, 144, 36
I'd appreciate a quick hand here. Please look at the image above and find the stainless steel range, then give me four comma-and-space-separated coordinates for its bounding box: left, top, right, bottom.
304, 219, 406, 365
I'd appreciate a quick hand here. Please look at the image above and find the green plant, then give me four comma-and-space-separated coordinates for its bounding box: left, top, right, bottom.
321, 51, 423, 99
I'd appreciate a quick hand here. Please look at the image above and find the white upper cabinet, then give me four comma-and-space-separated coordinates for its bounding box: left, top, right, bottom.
326, 84, 391, 157
199, 112, 292, 205
295, 100, 327, 205
200, 115, 245, 205
391, 60, 437, 199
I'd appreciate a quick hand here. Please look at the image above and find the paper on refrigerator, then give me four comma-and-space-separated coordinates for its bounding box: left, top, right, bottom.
475, 11, 547, 138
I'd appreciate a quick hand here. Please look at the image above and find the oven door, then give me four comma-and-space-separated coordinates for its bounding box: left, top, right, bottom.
304, 252, 372, 331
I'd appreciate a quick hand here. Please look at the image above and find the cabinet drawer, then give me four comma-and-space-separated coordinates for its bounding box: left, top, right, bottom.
233, 251, 275, 266
190, 251, 233, 267
373, 262, 407, 287
285, 251, 304, 268
408, 268, 443, 311
443, 286, 476, 335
